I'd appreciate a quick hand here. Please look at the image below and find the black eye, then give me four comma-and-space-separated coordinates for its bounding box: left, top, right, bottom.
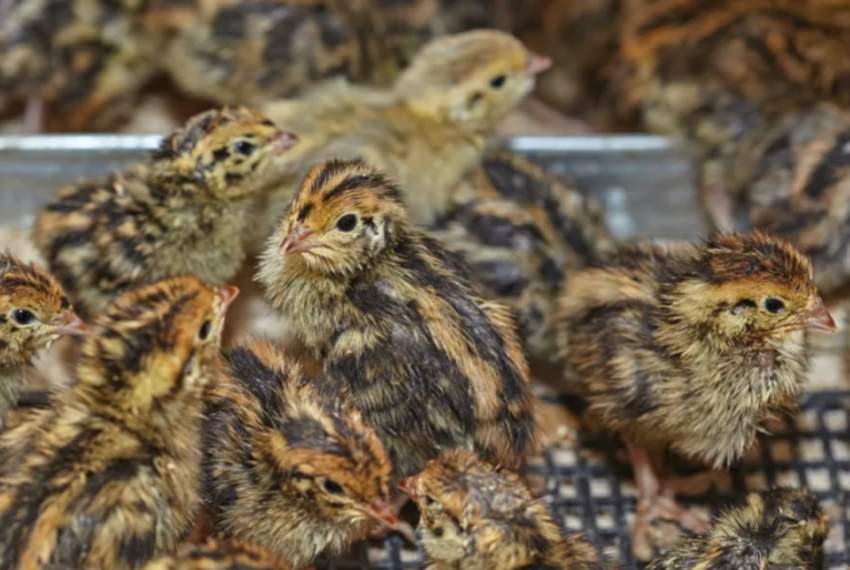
433, 526, 445, 537
489, 74, 507, 89
336, 214, 358, 232
764, 298, 785, 314
198, 320, 212, 340
425, 496, 436, 507
322, 479, 345, 495
234, 140, 256, 156
12, 308, 36, 325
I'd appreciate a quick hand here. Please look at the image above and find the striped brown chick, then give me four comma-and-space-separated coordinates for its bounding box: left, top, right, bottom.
557, 232, 835, 559
431, 149, 614, 365
648, 488, 828, 570
142, 540, 292, 570
400, 449, 605, 570
33, 106, 295, 317
0, 276, 237, 570
203, 339, 398, 568
257, 159, 536, 480
0, 252, 84, 429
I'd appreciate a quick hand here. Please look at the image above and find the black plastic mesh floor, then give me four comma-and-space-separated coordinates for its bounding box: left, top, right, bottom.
323, 390, 850, 569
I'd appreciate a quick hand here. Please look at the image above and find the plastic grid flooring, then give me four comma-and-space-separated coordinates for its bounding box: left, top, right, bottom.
323, 391, 850, 569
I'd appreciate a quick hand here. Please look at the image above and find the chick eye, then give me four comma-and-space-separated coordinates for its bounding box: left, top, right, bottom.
12, 308, 37, 326
322, 479, 345, 495
764, 298, 785, 314
234, 140, 256, 156
336, 214, 358, 232
198, 320, 212, 341
424, 496, 436, 507
489, 74, 507, 89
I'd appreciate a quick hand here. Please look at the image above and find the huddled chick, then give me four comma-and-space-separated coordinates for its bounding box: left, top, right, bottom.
34, 106, 295, 317
0, 276, 237, 570
203, 339, 399, 567
257, 159, 536, 479
0, 252, 84, 429
557, 232, 835, 557
142, 540, 292, 570
402, 449, 605, 570
258, 29, 551, 241
648, 488, 829, 569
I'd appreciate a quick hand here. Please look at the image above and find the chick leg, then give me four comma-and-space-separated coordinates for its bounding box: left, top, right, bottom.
24, 98, 45, 133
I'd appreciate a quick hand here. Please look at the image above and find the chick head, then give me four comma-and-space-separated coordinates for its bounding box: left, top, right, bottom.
396, 30, 550, 132
77, 276, 237, 415
0, 253, 84, 367
154, 106, 297, 199
673, 232, 836, 341
262, 159, 406, 277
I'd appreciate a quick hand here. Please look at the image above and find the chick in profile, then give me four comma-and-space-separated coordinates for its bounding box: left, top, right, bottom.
258, 29, 550, 242
142, 540, 291, 570
204, 339, 400, 567
557, 232, 836, 558
0, 253, 84, 428
0, 277, 237, 570
401, 449, 605, 570
34, 106, 295, 316
648, 488, 829, 569
257, 159, 536, 479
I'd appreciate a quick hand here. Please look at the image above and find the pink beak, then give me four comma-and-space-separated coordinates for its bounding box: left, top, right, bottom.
806, 298, 837, 332
218, 285, 240, 307
397, 477, 413, 495
271, 130, 298, 154
280, 224, 315, 255
53, 311, 87, 337
526, 52, 552, 75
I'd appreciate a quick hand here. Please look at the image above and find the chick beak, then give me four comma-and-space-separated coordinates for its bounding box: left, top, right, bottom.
396, 477, 413, 495
281, 224, 315, 255
805, 298, 838, 332
218, 285, 240, 308
526, 52, 552, 75
363, 501, 416, 543
52, 311, 87, 337
271, 131, 298, 154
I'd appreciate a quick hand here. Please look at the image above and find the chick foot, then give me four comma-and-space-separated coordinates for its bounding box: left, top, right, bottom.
24, 97, 45, 132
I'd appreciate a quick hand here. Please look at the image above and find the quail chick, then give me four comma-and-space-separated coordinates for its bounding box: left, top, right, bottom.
0, 276, 237, 570
400, 449, 605, 570
257, 159, 536, 479
142, 540, 291, 570
34, 106, 295, 317
204, 338, 400, 567
259, 29, 550, 239
0, 252, 84, 429
557, 232, 836, 558
647, 488, 829, 569
431, 149, 615, 364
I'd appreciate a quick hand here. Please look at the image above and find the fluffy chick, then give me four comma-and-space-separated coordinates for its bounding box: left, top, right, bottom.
430, 149, 615, 364
204, 339, 399, 567
34, 106, 294, 317
0, 253, 83, 428
0, 276, 237, 570
257, 159, 536, 479
258, 29, 550, 241
142, 540, 291, 570
401, 449, 605, 570
648, 488, 829, 569
557, 232, 836, 557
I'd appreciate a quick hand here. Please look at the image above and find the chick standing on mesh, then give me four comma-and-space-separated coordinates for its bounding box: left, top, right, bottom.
142, 540, 291, 570
401, 449, 605, 570
0, 276, 237, 570
557, 232, 836, 558
0, 253, 84, 429
204, 339, 401, 567
34, 106, 296, 317
648, 488, 829, 569
257, 160, 536, 480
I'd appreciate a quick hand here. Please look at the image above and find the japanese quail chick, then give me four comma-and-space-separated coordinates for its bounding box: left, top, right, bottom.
557, 232, 836, 558
257, 159, 536, 479
204, 338, 400, 567
258, 29, 550, 239
34, 106, 295, 317
142, 540, 291, 570
0, 276, 238, 570
0, 252, 84, 428
647, 488, 828, 570
401, 449, 605, 570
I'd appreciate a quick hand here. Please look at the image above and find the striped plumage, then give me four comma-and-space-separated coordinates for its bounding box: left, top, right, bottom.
142, 540, 291, 570
0, 276, 235, 570
33, 106, 294, 317
402, 450, 605, 570
257, 159, 536, 479
0, 252, 82, 429
203, 339, 395, 567
647, 488, 828, 570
